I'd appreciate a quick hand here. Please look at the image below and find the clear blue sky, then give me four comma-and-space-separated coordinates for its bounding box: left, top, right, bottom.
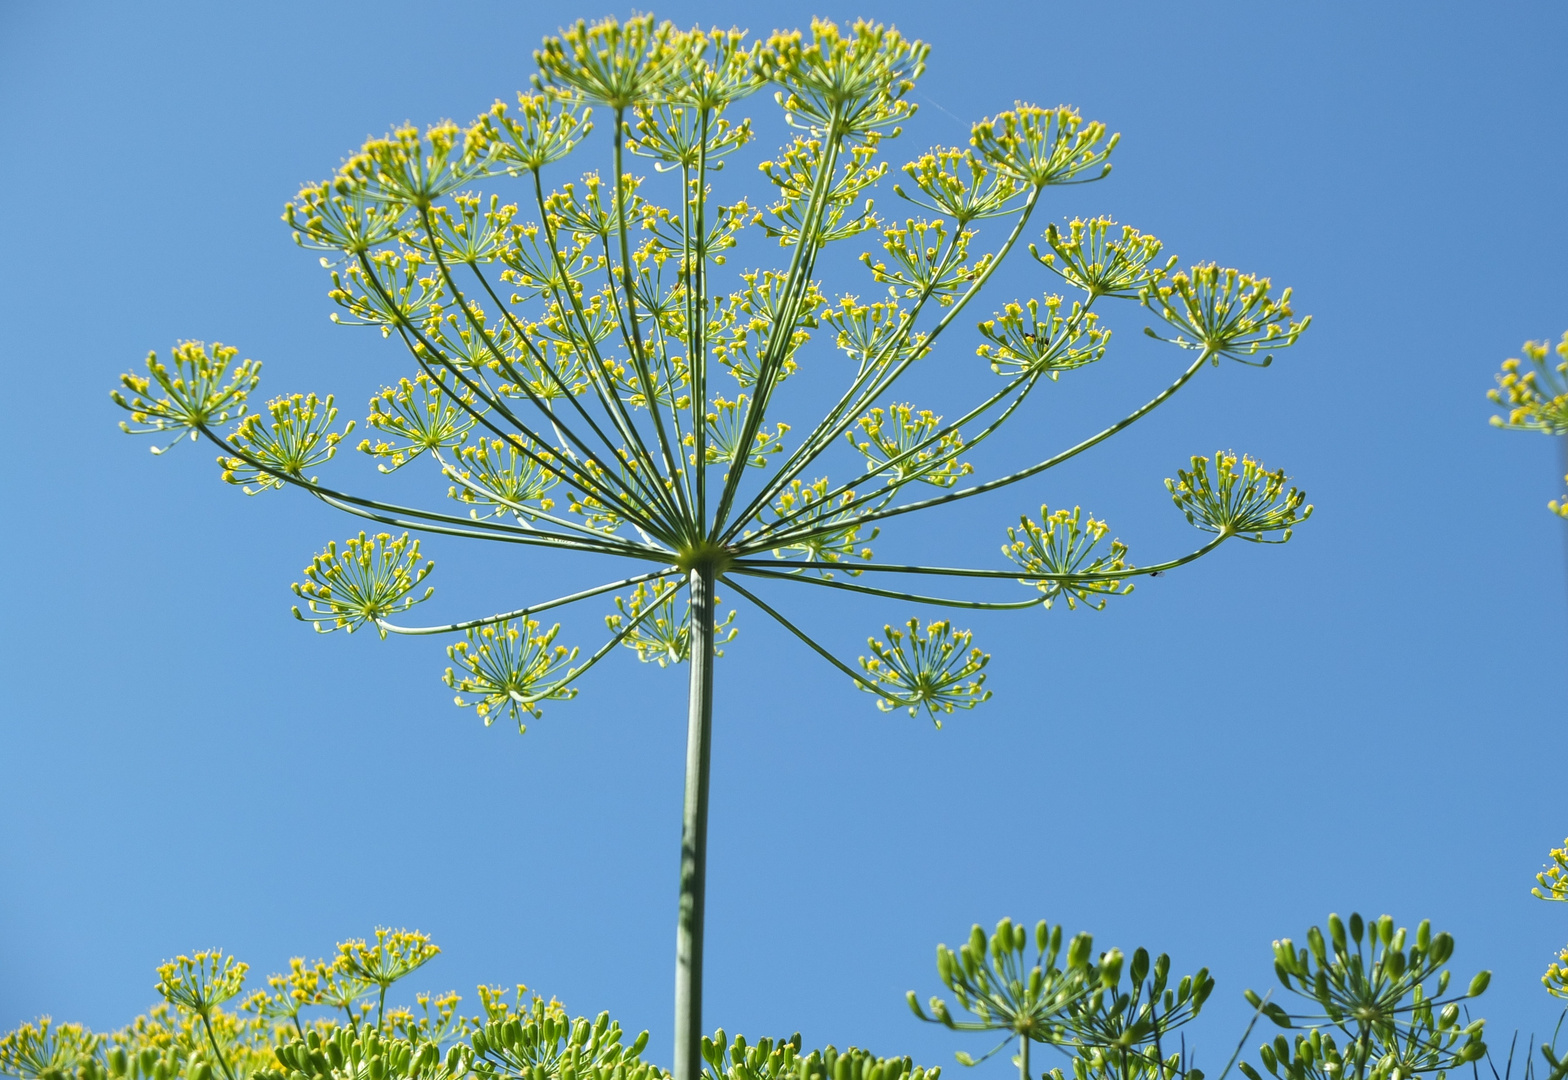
3, 0, 1566, 1073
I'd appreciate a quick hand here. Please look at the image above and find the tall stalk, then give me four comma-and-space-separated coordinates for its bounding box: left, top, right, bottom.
675, 563, 717, 1080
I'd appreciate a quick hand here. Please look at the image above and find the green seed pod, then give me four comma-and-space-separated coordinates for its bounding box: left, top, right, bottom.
1347, 914, 1364, 944
969, 926, 987, 960
195, 1064, 214, 1080
936, 946, 954, 983
1259, 1045, 1278, 1071
327, 1043, 344, 1070
1129, 948, 1150, 987
1099, 949, 1124, 988
1067, 933, 1093, 970
1416, 920, 1432, 953
1385, 950, 1406, 978
1469, 970, 1491, 997
1326, 916, 1345, 954
1237, 1063, 1262, 1080
1028, 966, 1044, 998
1306, 927, 1326, 963
1376, 915, 1393, 946
629, 1031, 649, 1058
1431, 933, 1454, 965
369, 1056, 385, 1080
1195, 969, 1214, 1007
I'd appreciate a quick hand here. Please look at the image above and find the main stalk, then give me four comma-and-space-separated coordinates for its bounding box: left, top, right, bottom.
674, 564, 717, 1080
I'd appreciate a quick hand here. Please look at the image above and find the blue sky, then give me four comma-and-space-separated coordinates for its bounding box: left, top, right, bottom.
3, 0, 1567, 1075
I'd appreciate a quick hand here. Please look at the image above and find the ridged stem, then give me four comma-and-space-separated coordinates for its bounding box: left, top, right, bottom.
674, 564, 717, 1080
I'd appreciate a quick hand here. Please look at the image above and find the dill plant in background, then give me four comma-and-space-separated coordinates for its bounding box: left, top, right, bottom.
110, 14, 1313, 1080
1487, 334, 1568, 519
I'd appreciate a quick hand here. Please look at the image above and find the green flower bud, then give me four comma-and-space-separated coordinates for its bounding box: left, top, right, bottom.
1468, 970, 1491, 997
1129, 948, 1149, 987
1099, 948, 1124, 988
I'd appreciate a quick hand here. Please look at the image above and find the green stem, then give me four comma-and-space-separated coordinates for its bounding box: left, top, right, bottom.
377, 567, 679, 636
674, 563, 717, 1080
408, 251, 671, 537
1020, 1035, 1030, 1080
197, 1012, 237, 1080
731, 534, 1227, 582
742, 182, 1046, 527
377, 985, 387, 1031
529, 170, 682, 525
612, 107, 691, 523
729, 564, 1045, 610
359, 252, 664, 531
721, 577, 885, 695
761, 348, 1212, 551
195, 424, 659, 558
711, 123, 844, 533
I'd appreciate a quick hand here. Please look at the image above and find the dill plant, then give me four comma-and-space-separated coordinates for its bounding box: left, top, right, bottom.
111, 15, 1315, 1080
1487, 333, 1568, 517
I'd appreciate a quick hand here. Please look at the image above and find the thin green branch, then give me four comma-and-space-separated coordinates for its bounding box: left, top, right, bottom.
531, 168, 682, 526
193, 421, 656, 558
465, 260, 676, 506
313, 490, 660, 557
359, 252, 666, 534
430, 447, 667, 545
732, 534, 1227, 582
692, 108, 712, 525
377, 567, 679, 635
418, 216, 613, 479
735, 369, 1036, 547
611, 105, 693, 523
710, 119, 845, 534
564, 573, 690, 683
410, 213, 678, 531
732, 182, 1047, 535
721, 575, 887, 695
758, 347, 1212, 552
730, 563, 1045, 609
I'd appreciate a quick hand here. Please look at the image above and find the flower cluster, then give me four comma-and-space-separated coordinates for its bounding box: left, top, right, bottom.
858, 618, 990, 724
